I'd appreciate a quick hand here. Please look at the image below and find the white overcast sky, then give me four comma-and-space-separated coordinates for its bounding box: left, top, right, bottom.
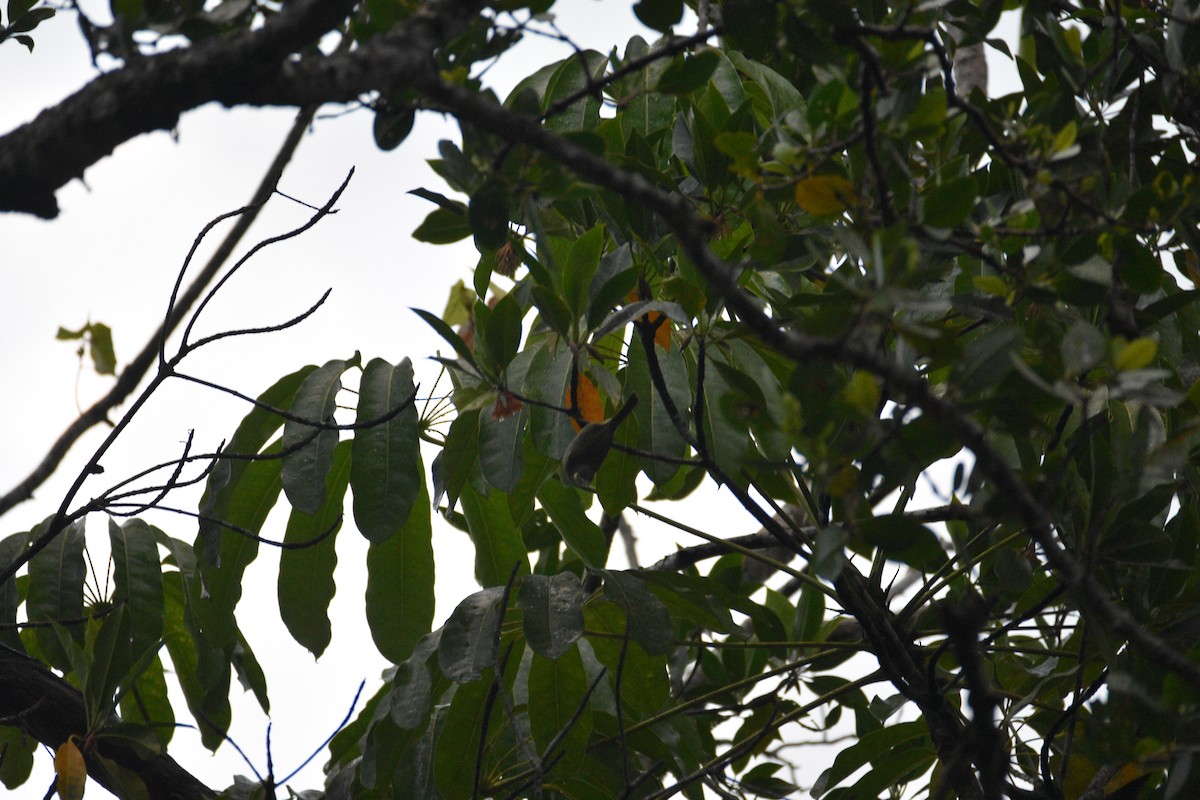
0, 4, 1021, 797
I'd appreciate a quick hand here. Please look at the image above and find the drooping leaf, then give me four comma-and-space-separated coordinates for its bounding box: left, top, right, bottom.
366, 453, 435, 664
27, 517, 85, 673
438, 586, 505, 683
0, 531, 28, 652
601, 571, 674, 656
537, 479, 608, 568
528, 646, 591, 776
108, 518, 164, 663
459, 483, 529, 588
282, 357, 352, 515
517, 572, 586, 659
351, 357, 420, 542
198, 364, 316, 565
279, 440, 352, 657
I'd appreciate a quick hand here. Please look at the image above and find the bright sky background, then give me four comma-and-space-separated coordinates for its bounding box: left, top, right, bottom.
0, 4, 1022, 797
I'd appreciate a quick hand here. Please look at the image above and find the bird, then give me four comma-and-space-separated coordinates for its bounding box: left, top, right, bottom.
561, 394, 639, 486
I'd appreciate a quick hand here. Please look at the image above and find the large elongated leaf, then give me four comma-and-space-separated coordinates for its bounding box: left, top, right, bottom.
478, 405, 525, 493
366, 454, 435, 664
0, 531, 28, 652
517, 572, 585, 659
198, 364, 316, 565
162, 573, 228, 751
194, 441, 283, 650
282, 357, 352, 515
108, 518, 164, 662
527, 343, 576, 459
118, 653, 175, 746
528, 646, 591, 776
352, 357, 420, 542
279, 440, 352, 658
459, 484, 529, 588
27, 517, 85, 672
626, 333, 691, 484
433, 669, 494, 800
438, 586, 505, 683
537, 480, 608, 568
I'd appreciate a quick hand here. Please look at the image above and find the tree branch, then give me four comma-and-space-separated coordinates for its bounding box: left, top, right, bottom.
0, 645, 214, 800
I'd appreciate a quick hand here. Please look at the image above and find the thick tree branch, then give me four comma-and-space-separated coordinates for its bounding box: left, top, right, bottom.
0, 0, 485, 218
0, 645, 214, 799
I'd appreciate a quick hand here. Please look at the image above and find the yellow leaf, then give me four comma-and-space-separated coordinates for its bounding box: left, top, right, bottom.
1114, 337, 1157, 371
844, 371, 881, 416
972, 275, 1009, 297
794, 175, 857, 216
55, 736, 86, 800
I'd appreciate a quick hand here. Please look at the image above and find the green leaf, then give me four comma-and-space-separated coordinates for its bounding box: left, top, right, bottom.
626, 333, 690, 484
0, 531, 28, 652
412, 308, 478, 367
88, 321, 116, 375
537, 480, 608, 568
438, 587, 504, 683
366, 453, 435, 664
528, 646, 591, 776
633, 0, 682, 31
436, 411, 479, 512
460, 484, 529, 588
279, 440, 352, 658
656, 50, 721, 94
194, 442, 282, 650
812, 720, 930, 797
922, 177, 978, 228
232, 628, 269, 714
198, 364, 315, 565
433, 668, 494, 800
374, 102, 415, 151
857, 515, 947, 572
561, 226, 606, 322
0, 725, 35, 789
118, 654, 174, 746
527, 343, 576, 459
468, 180, 510, 250
352, 357, 420, 542
601, 571, 674, 656
282, 357, 351, 515
108, 518, 165, 662
412, 207, 472, 244
27, 517, 85, 672
478, 405, 525, 493
517, 572, 585, 659
162, 573, 228, 751
480, 291, 524, 371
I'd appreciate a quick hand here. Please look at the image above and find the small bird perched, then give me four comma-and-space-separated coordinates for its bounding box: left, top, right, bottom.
561, 394, 639, 486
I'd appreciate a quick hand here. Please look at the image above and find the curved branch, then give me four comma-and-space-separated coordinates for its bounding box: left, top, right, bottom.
0, 645, 215, 800
0, 101, 318, 518
0, 0, 486, 218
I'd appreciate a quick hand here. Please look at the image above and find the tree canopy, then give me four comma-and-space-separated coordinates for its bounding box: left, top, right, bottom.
3, 0, 1200, 799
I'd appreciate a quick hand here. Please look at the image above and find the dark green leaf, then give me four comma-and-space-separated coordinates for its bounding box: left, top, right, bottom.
438, 586, 504, 683
352, 357, 420, 542
528, 646, 591, 776
856, 515, 948, 572
412, 207, 472, 244
366, 453, 435, 664
538, 480, 608, 568
282, 357, 350, 515
460, 484, 529, 588
656, 50, 721, 94
517, 572, 585, 658
108, 518, 165, 662
27, 517, 85, 672
279, 440, 351, 657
